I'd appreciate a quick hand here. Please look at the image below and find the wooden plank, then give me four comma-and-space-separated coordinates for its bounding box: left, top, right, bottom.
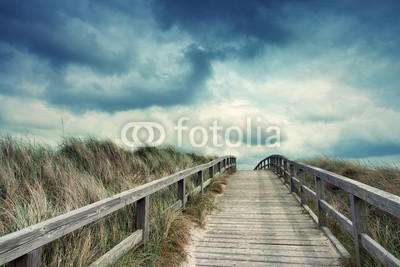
291, 177, 300, 187
195, 252, 340, 265
193, 170, 341, 266
350, 195, 368, 267
302, 185, 317, 202
195, 259, 340, 267
202, 178, 212, 189
209, 166, 214, 179
290, 164, 295, 192
136, 196, 149, 244
303, 204, 318, 224
360, 233, 400, 267
89, 230, 142, 267
10, 248, 41, 267
178, 178, 186, 207
299, 169, 306, 205
198, 170, 204, 195
316, 176, 326, 227
321, 226, 350, 259
320, 200, 353, 234
283, 160, 289, 184
0, 156, 235, 265
195, 249, 339, 258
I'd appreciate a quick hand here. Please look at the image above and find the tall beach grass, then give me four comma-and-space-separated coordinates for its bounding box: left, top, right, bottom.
0, 136, 216, 266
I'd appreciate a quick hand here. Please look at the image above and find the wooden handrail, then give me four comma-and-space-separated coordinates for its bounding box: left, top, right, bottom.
0, 155, 236, 266
254, 155, 400, 267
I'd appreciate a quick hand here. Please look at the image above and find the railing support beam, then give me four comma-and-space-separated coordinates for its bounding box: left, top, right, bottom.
290, 164, 295, 193
299, 169, 306, 205
350, 195, 368, 267
10, 248, 42, 267
136, 196, 149, 245
198, 170, 204, 195
315, 175, 326, 227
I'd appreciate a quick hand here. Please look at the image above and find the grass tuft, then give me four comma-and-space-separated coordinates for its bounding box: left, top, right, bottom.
0, 135, 217, 266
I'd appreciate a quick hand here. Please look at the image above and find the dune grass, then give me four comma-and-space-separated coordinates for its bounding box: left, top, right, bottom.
114, 168, 236, 267
0, 135, 218, 266
302, 156, 400, 266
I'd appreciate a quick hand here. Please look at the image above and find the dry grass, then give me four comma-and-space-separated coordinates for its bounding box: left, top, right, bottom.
0, 135, 216, 266
114, 163, 236, 266
302, 156, 400, 266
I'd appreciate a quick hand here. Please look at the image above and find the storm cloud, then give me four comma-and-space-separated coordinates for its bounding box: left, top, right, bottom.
1, 0, 400, 165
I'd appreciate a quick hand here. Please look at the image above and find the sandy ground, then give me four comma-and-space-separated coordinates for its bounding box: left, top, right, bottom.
180, 185, 226, 267
180, 220, 209, 267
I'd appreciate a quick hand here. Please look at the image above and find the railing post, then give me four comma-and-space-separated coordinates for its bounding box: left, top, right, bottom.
283, 160, 288, 183
299, 169, 306, 205
290, 163, 295, 192
315, 175, 326, 227
136, 196, 149, 244
10, 248, 42, 267
209, 165, 214, 179
178, 178, 186, 207
277, 158, 281, 176
350, 195, 368, 267
198, 170, 204, 195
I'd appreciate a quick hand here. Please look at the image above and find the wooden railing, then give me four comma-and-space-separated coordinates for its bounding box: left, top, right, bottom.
0, 156, 236, 267
254, 155, 400, 267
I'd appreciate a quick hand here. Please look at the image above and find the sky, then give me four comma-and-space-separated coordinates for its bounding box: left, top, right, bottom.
1, 0, 400, 169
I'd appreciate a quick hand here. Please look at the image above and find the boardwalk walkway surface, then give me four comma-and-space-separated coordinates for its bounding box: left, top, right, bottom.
192, 170, 342, 266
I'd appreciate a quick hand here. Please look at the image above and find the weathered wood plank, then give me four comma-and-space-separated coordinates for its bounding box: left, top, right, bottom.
195, 259, 339, 267
320, 200, 353, 234
195, 252, 340, 265
193, 170, 341, 266
302, 185, 317, 202
299, 168, 306, 205
316, 175, 326, 227
178, 178, 186, 207
360, 233, 400, 267
89, 230, 142, 267
10, 248, 41, 267
321, 226, 351, 259
350, 195, 368, 266
136, 196, 149, 244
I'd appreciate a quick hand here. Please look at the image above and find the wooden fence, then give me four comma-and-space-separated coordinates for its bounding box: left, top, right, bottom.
255, 155, 400, 267
0, 156, 236, 267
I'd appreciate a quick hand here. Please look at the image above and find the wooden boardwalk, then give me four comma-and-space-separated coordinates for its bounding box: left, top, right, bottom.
193, 170, 342, 266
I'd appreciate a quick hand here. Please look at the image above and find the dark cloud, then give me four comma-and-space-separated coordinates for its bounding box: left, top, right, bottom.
0, 0, 131, 74
1, 0, 400, 115
152, 0, 294, 59
44, 44, 217, 112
